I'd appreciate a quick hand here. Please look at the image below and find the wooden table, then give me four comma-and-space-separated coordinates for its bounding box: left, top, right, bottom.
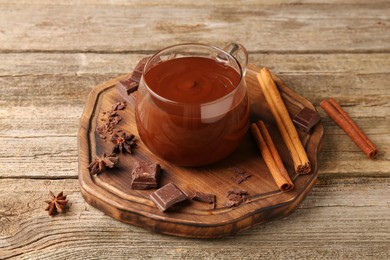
1, 1, 389, 259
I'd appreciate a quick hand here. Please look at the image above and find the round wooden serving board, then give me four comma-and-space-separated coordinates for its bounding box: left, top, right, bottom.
78, 64, 324, 238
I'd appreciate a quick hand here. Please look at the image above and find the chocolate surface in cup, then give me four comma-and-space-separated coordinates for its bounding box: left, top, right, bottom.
136, 56, 249, 166
144, 57, 240, 103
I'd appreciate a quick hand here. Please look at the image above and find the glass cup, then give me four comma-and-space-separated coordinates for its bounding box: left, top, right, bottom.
135, 43, 250, 166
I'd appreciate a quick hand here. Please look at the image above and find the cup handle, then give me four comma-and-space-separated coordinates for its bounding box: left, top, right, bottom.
223, 43, 248, 76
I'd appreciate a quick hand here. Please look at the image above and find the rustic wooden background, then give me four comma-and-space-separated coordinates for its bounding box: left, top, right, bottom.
0, 0, 389, 259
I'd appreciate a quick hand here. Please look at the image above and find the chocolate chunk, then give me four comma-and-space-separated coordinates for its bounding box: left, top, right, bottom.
132, 56, 150, 76
293, 107, 320, 133
190, 192, 215, 204
116, 56, 151, 97
131, 161, 161, 190
150, 183, 188, 212
116, 77, 139, 95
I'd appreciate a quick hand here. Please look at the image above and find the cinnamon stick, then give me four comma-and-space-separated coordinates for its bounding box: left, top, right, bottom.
320, 99, 378, 159
250, 122, 294, 192
257, 68, 311, 174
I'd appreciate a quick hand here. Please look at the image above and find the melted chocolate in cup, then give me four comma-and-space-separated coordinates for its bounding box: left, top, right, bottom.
136, 56, 249, 166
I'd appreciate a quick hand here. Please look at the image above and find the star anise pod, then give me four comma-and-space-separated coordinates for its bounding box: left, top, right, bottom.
111, 132, 137, 154
88, 153, 119, 175
45, 191, 68, 216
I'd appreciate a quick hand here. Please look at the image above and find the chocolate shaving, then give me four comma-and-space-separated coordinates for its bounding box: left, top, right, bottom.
112, 101, 127, 111
96, 101, 127, 140
223, 188, 248, 208
229, 167, 252, 184
236, 173, 251, 184
229, 167, 245, 175
227, 188, 248, 196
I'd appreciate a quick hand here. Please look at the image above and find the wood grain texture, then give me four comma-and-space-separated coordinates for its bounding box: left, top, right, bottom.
0, 3, 389, 52
1, 177, 389, 259
2, 0, 389, 6
0, 53, 388, 179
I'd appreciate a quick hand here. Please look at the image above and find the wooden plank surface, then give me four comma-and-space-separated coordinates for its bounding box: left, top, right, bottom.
0, 0, 389, 258
1, 54, 388, 178
0, 3, 389, 52
0, 178, 389, 259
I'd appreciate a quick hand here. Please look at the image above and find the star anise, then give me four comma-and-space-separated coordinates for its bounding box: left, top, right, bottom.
45, 191, 68, 216
110, 132, 137, 154
88, 153, 119, 175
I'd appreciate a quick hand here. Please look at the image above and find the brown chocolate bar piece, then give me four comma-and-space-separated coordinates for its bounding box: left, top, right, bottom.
117, 78, 138, 95
131, 161, 161, 190
150, 183, 188, 212
190, 192, 215, 204
130, 56, 149, 83
116, 56, 150, 96
293, 107, 320, 133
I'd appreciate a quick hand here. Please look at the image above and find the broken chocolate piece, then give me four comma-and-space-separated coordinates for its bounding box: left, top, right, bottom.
150, 183, 188, 212
293, 107, 320, 133
130, 59, 145, 83
116, 78, 139, 95
190, 192, 215, 204
131, 161, 161, 190
116, 56, 151, 96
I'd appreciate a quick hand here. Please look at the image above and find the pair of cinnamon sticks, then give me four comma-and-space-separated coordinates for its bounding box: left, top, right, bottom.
257, 68, 311, 175
250, 67, 310, 192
